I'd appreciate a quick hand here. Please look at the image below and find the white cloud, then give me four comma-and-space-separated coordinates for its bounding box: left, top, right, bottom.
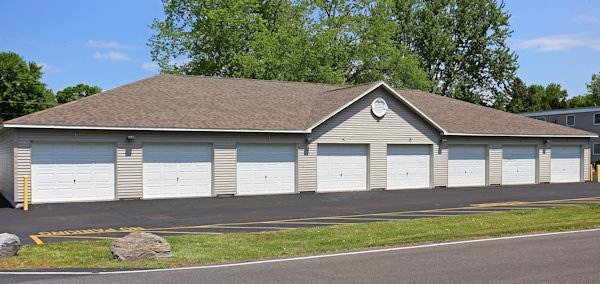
93, 51, 132, 61
40, 63, 61, 74
513, 34, 600, 52
573, 14, 600, 23
141, 62, 160, 72
86, 40, 136, 49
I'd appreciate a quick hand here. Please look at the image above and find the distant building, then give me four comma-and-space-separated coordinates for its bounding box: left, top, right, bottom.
521, 106, 600, 164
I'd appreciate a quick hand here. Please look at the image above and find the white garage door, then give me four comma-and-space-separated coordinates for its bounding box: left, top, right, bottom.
448, 145, 486, 187
502, 146, 537, 185
387, 145, 430, 190
143, 143, 212, 199
237, 144, 296, 195
317, 144, 368, 192
551, 146, 581, 183
31, 142, 115, 204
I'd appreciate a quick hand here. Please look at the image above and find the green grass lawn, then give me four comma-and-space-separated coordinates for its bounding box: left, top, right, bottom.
2, 204, 600, 270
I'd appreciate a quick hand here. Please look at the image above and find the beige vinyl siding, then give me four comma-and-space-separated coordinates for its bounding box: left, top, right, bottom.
15, 138, 31, 203
297, 143, 317, 192
0, 129, 14, 203
488, 144, 502, 185
213, 141, 236, 195
310, 87, 440, 190
583, 145, 590, 181
539, 145, 551, 183
369, 143, 386, 189
116, 142, 143, 198
433, 144, 448, 187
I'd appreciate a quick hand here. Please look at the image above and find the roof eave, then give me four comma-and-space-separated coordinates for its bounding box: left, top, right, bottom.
2, 123, 310, 134
444, 132, 598, 138
520, 106, 600, 117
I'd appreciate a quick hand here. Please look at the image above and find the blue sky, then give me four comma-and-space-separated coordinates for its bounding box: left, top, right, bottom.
1, 0, 599, 97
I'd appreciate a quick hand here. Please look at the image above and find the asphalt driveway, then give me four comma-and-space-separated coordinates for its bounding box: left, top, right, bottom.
2, 182, 600, 245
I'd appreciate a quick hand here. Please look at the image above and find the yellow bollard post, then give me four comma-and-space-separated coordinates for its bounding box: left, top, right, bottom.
591, 165, 594, 181
24, 176, 29, 211
597, 165, 600, 183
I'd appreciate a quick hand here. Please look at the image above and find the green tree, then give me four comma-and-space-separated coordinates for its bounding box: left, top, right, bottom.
149, 0, 295, 76
148, 0, 433, 89
229, 0, 351, 84
491, 92, 507, 111
149, 0, 514, 94
349, 0, 433, 89
56, 84, 102, 104
0, 51, 56, 120
515, 84, 568, 112
387, 0, 518, 102
504, 79, 574, 113
566, 94, 594, 108
542, 83, 568, 110
586, 72, 600, 104
561, 73, 600, 108
506, 77, 534, 113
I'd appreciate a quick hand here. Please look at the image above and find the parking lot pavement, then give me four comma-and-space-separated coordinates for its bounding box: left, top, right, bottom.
2, 182, 600, 245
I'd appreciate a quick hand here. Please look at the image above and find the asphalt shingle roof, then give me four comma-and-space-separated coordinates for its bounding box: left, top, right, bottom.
398, 89, 594, 136
4, 74, 595, 137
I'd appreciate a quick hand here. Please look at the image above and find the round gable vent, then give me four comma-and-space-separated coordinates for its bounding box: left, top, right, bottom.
371, 97, 388, 118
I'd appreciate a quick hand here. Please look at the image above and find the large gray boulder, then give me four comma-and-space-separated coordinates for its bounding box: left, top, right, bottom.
110, 232, 173, 261
0, 233, 20, 258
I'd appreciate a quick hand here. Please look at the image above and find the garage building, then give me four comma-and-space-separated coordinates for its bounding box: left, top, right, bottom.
0, 75, 595, 206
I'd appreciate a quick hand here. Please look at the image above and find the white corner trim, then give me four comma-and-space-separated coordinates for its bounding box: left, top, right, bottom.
305, 82, 449, 134
1, 123, 310, 134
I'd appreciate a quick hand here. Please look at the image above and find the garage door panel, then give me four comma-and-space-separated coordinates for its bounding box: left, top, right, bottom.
387, 145, 430, 190
237, 144, 296, 195
143, 143, 213, 199
551, 146, 581, 183
502, 146, 536, 185
32, 142, 115, 204
448, 145, 486, 187
317, 144, 368, 192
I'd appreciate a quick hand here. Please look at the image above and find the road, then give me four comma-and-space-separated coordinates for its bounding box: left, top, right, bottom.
4, 229, 600, 283
2, 182, 600, 244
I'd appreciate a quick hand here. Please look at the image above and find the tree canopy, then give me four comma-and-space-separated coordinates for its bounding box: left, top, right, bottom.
149, 0, 516, 96
502, 75, 600, 113
387, 0, 518, 103
586, 73, 600, 104
56, 84, 102, 104
0, 51, 56, 120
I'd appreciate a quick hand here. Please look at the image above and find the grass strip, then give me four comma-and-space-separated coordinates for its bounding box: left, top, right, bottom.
2, 204, 600, 270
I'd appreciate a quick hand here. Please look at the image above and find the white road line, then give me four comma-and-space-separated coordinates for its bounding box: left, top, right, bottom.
2, 228, 600, 276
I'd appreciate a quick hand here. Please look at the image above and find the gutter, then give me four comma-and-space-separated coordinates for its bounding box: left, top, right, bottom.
443, 132, 598, 138
1, 123, 310, 134
4, 123, 596, 138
